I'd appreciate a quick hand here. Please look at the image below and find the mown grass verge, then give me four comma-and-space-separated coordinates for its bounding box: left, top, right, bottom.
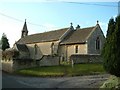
100, 75, 120, 89
15, 63, 105, 77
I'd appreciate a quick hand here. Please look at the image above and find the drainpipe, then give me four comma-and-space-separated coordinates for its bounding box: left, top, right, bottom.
65, 44, 68, 61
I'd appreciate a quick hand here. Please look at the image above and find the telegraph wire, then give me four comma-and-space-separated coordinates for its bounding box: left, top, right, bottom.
0, 12, 50, 28
61, 1, 119, 7
0, 2, 119, 27
0, 12, 24, 22
27, 22, 45, 28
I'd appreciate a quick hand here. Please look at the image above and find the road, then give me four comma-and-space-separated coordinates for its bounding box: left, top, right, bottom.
2, 71, 110, 89
2, 72, 34, 88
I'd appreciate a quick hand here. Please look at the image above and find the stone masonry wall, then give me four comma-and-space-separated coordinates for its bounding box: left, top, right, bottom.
2, 60, 13, 73
2, 55, 60, 72
70, 54, 103, 64
39, 55, 60, 66
87, 26, 105, 54
13, 60, 36, 71
2, 59, 36, 72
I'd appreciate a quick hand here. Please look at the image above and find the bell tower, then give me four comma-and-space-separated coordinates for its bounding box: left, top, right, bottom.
21, 19, 28, 38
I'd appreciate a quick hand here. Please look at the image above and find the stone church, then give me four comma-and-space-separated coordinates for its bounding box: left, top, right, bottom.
2, 20, 105, 72
15, 20, 105, 61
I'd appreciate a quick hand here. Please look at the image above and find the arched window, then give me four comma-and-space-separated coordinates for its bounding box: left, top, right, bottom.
75, 45, 78, 53
51, 43, 54, 54
34, 44, 38, 55
96, 37, 100, 50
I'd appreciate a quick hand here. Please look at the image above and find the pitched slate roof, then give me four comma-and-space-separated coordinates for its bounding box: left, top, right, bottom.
17, 24, 98, 45
16, 44, 29, 52
15, 44, 31, 59
60, 26, 96, 44
17, 28, 68, 44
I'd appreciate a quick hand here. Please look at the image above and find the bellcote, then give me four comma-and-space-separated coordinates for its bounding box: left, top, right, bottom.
21, 19, 28, 38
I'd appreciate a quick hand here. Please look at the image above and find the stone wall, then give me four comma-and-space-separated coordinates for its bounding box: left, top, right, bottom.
70, 54, 103, 64
87, 25, 105, 54
38, 55, 60, 66
2, 55, 60, 72
2, 59, 36, 72
13, 60, 36, 70
2, 60, 14, 72
59, 44, 87, 61
26, 41, 59, 60
27, 41, 56, 56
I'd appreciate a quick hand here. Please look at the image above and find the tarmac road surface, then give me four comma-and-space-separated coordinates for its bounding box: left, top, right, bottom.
2, 71, 110, 89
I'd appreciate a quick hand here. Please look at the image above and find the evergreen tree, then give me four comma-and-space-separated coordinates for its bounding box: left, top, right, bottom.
102, 15, 120, 77
113, 15, 120, 77
0, 40, 1, 49
106, 18, 115, 37
1, 33, 10, 51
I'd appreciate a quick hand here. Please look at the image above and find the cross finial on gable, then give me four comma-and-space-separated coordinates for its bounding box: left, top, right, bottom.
97, 20, 99, 24
69, 22, 74, 30
70, 22, 73, 27
25, 19, 26, 22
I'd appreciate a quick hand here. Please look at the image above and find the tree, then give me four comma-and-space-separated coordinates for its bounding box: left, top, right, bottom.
102, 15, 120, 77
106, 18, 115, 37
0, 40, 2, 49
1, 33, 10, 51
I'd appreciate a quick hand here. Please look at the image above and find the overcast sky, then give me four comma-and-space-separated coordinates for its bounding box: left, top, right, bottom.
0, 0, 119, 47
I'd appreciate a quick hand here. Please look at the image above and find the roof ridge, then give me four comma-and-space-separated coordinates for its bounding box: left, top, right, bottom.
17, 27, 69, 44
60, 25, 97, 45
80, 26, 96, 30
28, 27, 69, 37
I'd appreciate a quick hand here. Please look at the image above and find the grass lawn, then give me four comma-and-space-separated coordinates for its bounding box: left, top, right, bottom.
100, 75, 120, 89
15, 63, 106, 77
